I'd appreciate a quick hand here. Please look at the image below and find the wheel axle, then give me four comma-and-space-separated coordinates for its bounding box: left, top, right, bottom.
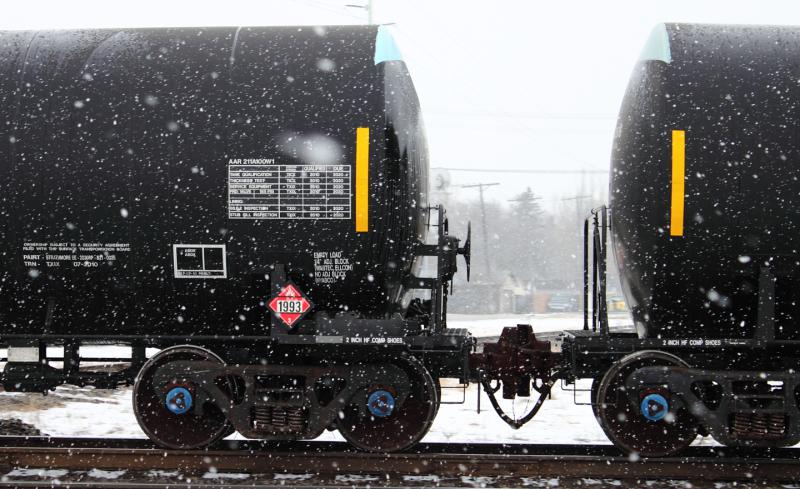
165, 386, 193, 415
367, 390, 395, 418
640, 393, 669, 422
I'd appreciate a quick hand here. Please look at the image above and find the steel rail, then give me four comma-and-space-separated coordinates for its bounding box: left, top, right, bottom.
0, 483, 442, 489
0, 437, 796, 483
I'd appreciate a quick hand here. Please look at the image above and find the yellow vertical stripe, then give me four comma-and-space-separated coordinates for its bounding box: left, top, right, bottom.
670, 130, 685, 237
355, 127, 369, 233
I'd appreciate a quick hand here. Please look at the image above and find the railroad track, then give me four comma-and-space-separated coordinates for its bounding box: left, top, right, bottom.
0, 437, 797, 487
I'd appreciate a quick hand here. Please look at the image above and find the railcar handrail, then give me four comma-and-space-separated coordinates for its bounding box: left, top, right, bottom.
584, 206, 609, 334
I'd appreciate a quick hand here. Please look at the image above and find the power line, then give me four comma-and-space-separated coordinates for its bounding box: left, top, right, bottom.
425, 110, 616, 121
345, 0, 373, 23
295, 0, 364, 21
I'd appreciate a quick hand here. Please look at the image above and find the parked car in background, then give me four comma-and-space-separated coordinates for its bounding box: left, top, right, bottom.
547, 295, 578, 312
607, 295, 628, 312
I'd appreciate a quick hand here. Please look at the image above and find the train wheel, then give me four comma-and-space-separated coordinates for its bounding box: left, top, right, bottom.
596, 350, 697, 457
133, 345, 232, 449
337, 355, 438, 452
590, 377, 601, 419
434, 379, 442, 417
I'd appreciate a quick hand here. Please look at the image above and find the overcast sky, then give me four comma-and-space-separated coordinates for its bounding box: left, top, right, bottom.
3, 0, 799, 209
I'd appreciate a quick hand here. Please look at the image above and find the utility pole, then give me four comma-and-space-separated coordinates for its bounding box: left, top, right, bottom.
346, 0, 373, 23
571, 170, 592, 282
562, 195, 592, 235
460, 183, 499, 282
508, 190, 542, 295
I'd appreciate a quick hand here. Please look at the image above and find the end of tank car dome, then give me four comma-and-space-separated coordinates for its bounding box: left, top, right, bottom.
374, 25, 403, 64
639, 23, 672, 63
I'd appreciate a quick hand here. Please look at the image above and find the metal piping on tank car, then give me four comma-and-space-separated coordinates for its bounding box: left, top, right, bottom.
579, 206, 610, 334
410, 205, 471, 333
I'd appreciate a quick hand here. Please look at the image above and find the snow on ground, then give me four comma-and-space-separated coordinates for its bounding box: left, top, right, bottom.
449, 312, 632, 338
0, 312, 637, 445
0, 374, 613, 445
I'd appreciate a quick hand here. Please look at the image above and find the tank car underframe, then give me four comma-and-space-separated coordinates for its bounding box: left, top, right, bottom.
558, 330, 800, 449
1, 339, 149, 392
0, 329, 474, 391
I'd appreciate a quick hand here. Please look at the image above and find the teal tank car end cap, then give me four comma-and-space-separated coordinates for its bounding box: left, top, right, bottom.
374, 25, 403, 65
639, 23, 672, 63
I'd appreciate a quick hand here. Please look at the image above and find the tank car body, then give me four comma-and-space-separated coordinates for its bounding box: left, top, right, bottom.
0, 25, 429, 338
0, 25, 475, 452
612, 23, 800, 340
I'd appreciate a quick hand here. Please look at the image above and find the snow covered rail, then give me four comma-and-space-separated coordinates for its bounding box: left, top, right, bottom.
0, 438, 797, 486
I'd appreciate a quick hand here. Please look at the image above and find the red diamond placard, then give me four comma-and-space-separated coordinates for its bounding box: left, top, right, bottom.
268, 283, 313, 327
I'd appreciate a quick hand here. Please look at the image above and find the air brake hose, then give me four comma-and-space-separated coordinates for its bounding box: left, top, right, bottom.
480, 375, 554, 429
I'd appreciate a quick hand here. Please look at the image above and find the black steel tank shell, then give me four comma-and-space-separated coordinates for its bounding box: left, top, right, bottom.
0, 26, 429, 337
612, 23, 800, 339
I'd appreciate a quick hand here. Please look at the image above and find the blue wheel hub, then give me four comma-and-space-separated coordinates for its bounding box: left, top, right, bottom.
640, 393, 669, 422
165, 386, 193, 415
367, 390, 396, 418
